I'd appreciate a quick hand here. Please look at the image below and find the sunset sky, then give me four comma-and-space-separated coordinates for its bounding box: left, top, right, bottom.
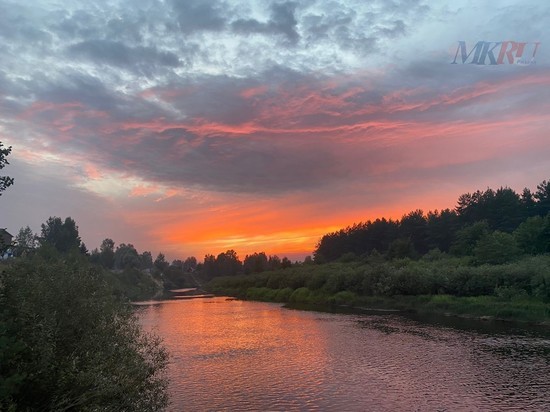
1, 0, 549, 261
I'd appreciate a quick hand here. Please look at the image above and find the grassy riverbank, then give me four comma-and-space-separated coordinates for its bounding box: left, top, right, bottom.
208, 255, 550, 324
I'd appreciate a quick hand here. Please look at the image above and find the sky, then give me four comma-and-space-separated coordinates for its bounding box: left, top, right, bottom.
1, 0, 549, 261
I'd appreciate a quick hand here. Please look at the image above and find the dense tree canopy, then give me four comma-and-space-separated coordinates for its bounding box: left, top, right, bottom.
41, 217, 82, 253
313, 179, 550, 263
114, 243, 141, 270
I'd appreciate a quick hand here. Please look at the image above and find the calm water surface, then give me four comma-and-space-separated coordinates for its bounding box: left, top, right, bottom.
138, 297, 550, 411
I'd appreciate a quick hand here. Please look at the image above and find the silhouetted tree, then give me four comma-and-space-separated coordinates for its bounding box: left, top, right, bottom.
426, 209, 459, 252
535, 180, 550, 217
0, 141, 14, 196
303, 255, 314, 265
114, 243, 140, 270
154, 253, 169, 273
281, 256, 292, 269
399, 210, 428, 255
99, 238, 115, 268
267, 255, 281, 270
520, 188, 537, 218
215, 250, 242, 276
202, 254, 217, 280
140, 251, 153, 270
14, 226, 37, 256
183, 256, 197, 272
40, 217, 82, 253
243, 252, 268, 274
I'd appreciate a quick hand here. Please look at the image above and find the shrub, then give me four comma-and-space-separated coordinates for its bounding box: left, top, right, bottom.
328, 291, 357, 305
274, 287, 293, 302
289, 287, 312, 303
0, 257, 168, 411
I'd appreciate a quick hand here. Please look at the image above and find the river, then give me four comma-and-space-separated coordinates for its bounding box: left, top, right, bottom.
137, 297, 550, 411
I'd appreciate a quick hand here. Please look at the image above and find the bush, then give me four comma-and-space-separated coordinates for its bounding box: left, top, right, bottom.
328, 291, 357, 305
289, 287, 312, 303
305, 271, 328, 290
0, 257, 168, 411
246, 287, 277, 301
274, 287, 293, 302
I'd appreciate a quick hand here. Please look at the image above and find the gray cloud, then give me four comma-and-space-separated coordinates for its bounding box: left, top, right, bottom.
104, 130, 349, 194
68, 40, 182, 74
301, 0, 429, 55
171, 0, 228, 33
232, 1, 300, 44
1, 0, 549, 199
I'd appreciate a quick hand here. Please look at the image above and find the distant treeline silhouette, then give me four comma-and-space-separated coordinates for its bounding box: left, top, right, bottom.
313, 179, 550, 263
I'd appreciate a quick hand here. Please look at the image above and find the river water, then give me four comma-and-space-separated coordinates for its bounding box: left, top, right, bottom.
137, 297, 550, 411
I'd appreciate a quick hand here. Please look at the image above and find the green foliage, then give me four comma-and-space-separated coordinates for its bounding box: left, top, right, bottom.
13, 226, 37, 257
154, 252, 169, 273
216, 250, 242, 276
289, 287, 312, 303
114, 243, 141, 270
206, 177, 550, 322
246, 287, 277, 301
274, 287, 294, 302
108, 267, 161, 301
514, 215, 550, 254
534, 180, 550, 216
450, 220, 489, 256
313, 179, 550, 263
162, 265, 195, 291
209, 254, 550, 303
474, 231, 521, 265
0, 256, 168, 411
399, 209, 429, 255
327, 291, 358, 305
243, 252, 268, 274
0, 142, 14, 196
41, 216, 82, 254
387, 238, 417, 260
99, 238, 116, 269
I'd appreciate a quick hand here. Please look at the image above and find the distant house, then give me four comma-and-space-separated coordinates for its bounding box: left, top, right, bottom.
1, 228, 14, 259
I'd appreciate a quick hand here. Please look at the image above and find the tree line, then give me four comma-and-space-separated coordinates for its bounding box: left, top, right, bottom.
313, 180, 550, 263
11, 220, 297, 283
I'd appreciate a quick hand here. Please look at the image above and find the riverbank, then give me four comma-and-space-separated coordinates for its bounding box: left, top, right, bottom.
210, 286, 550, 324
207, 256, 550, 324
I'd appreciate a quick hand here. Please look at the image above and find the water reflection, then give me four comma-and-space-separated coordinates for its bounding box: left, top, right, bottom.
138, 298, 550, 411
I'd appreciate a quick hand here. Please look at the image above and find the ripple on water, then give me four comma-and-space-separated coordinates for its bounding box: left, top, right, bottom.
138, 298, 550, 411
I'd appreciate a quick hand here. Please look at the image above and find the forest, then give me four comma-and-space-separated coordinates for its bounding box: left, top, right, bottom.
209, 179, 550, 323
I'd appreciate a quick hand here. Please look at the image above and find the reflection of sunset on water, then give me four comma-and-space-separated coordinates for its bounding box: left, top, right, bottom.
140, 298, 332, 409
139, 298, 550, 411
